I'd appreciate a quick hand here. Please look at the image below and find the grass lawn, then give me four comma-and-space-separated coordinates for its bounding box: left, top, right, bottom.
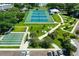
0, 46, 19, 48
15, 21, 25, 26
61, 15, 77, 32
52, 14, 61, 22
12, 26, 26, 32
27, 24, 58, 37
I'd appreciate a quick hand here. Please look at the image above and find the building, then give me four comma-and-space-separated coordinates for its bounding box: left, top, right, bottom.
0, 4, 13, 11
39, 3, 47, 7
49, 9, 60, 14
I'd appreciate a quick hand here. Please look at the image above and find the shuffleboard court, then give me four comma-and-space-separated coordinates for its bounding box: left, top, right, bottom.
25, 9, 53, 23
0, 33, 24, 45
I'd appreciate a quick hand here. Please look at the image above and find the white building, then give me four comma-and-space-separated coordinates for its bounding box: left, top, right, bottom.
39, 3, 47, 7
0, 4, 13, 11
50, 9, 60, 14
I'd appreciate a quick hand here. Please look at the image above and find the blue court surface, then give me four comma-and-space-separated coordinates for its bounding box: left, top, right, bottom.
0, 33, 24, 45
25, 9, 53, 23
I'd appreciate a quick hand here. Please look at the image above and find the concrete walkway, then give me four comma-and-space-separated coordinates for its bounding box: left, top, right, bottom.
71, 20, 79, 33
70, 39, 77, 47
58, 13, 64, 24
20, 26, 29, 50
38, 23, 61, 40
52, 43, 61, 50
28, 32, 31, 39
20, 41, 29, 50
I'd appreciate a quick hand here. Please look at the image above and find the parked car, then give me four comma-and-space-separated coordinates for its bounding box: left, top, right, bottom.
26, 50, 30, 56
57, 50, 63, 56
47, 51, 53, 56
52, 51, 58, 56
20, 50, 27, 56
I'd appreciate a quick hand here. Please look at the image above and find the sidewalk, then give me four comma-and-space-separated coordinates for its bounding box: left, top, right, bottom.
20, 26, 29, 49
52, 43, 61, 50
58, 13, 64, 24
38, 23, 61, 40
71, 20, 79, 33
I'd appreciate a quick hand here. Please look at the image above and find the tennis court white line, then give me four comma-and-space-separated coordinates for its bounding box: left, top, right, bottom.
11, 32, 25, 33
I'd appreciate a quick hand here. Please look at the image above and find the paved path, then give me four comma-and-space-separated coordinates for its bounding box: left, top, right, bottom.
58, 13, 64, 24
71, 20, 79, 33
20, 26, 29, 50
70, 39, 77, 47
38, 23, 61, 40
21, 41, 29, 50
28, 32, 31, 39
52, 43, 61, 50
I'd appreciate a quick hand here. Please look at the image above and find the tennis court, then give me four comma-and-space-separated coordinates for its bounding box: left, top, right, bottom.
0, 32, 24, 45
25, 9, 53, 23
0, 35, 2, 38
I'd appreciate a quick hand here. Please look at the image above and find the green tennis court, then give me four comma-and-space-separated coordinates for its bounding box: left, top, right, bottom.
0, 35, 2, 38
0, 32, 24, 45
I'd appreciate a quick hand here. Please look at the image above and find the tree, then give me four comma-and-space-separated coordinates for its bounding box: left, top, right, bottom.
0, 7, 18, 34
30, 39, 40, 48
64, 3, 77, 15
75, 30, 79, 35
62, 40, 77, 56
16, 12, 25, 22
48, 31, 57, 39
14, 3, 24, 9
47, 3, 65, 9
41, 37, 53, 48
70, 34, 76, 39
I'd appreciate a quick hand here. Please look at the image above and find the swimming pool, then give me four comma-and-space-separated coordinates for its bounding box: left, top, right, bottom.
25, 9, 53, 23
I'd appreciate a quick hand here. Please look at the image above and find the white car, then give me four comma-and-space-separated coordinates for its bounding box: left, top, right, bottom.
26, 50, 30, 56
20, 50, 27, 56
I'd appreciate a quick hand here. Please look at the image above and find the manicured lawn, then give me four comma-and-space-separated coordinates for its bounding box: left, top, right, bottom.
52, 14, 61, 22
0, 46, 19, 48
15, 21, 25, 26
61, 15, 77, 31
27, 24, 58, 37
12, 26, 26, 32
